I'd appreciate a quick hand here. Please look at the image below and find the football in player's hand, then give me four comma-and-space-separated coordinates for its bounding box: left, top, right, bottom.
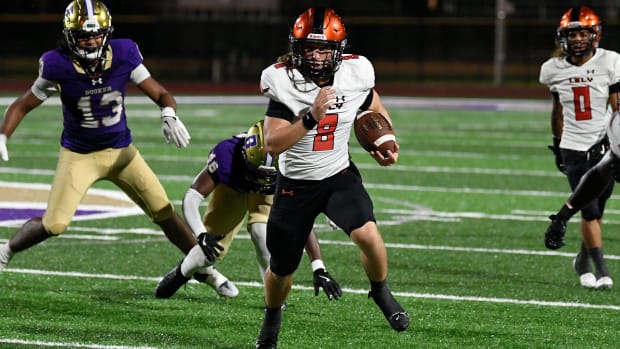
354, 110, 396, 155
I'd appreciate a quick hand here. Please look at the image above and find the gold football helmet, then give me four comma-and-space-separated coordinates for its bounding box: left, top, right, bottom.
556, 6, 601, 57
63, 0, 113, 62
243, 120, 278, 194
289, 7, 347, 80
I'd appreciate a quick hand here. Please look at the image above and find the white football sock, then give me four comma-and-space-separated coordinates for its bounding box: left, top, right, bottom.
0, 242, 13, 271
181, 245, 213, 277
249, 222, 270, 279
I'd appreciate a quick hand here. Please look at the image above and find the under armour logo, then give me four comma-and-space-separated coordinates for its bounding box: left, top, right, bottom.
91, 78, 103, 85
280, 189, 294, 196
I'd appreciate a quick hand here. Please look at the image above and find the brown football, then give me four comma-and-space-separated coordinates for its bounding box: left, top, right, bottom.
354, 110, 396, 155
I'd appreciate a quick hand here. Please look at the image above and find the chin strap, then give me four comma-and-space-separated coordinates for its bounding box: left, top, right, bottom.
78, 57, 105, 78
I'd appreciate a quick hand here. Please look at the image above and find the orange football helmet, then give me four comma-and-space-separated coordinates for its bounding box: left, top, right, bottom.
556, 6, 601, 57
289, 7, 347, 80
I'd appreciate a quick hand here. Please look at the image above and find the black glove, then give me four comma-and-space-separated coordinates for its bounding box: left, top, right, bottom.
313, 269, 342, 301
197, 232, 224, 263
547, 136, 567, 174
544, 215, 567, 250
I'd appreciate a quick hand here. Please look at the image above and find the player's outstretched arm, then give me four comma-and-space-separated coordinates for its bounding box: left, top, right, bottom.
0, 90, 45, 161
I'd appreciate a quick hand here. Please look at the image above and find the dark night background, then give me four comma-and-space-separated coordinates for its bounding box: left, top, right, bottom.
2, 1, 619, 92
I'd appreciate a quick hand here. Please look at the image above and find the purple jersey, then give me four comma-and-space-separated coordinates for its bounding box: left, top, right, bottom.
207, 135, 254, 193
39, 39, 143, 153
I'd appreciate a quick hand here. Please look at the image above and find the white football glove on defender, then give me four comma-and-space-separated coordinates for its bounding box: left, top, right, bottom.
161, 107, 191, 148
0, 134, 9, 161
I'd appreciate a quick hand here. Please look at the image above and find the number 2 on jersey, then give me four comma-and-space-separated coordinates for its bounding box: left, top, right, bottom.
571, 86, 592, 121
313, 114, 338, 151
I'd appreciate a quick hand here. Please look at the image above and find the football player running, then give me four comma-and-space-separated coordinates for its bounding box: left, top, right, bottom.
539, 6, 617, 289
255, 7, 408, 349
0, 1, 204, 273
154, 120, 342, 300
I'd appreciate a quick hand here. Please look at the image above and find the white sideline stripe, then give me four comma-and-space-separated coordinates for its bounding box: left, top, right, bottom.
315, 239, 620, 261
0, 339, 158, 349
1, 234, 619, 260
0, 164, 565, 178
4, 268, 618, 311
0, 95, 549, 112
1, 170, 617, 199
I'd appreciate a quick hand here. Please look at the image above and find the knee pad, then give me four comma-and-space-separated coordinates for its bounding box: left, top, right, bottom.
269, 259, 298, 277
151, 202, 175, 222
248, 222, 270, 276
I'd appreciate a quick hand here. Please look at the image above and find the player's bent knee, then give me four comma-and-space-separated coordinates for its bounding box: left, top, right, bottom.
44, 222, 67, 236
581, 206, 602, 221
150, 203, 175, 222
269, 260, 298, 277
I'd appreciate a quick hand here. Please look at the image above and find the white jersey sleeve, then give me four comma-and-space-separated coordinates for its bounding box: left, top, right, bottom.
260, 54, 375, 180
539, 48, 620, 151
30, 56, 59, 100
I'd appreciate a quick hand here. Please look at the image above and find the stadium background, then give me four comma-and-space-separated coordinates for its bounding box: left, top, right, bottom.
1, 0, 618, 97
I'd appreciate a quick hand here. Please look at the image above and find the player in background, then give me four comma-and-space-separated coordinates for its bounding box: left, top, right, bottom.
539, 6, 618, 289
0, 0, 208, 273
255, 7, 408, 349
154, 120, 342, 300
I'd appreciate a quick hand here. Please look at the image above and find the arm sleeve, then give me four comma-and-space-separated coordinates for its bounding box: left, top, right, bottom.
130, 64, 151, 85
30, 76, 58, 101
265, 99, 296, 122
358, 89, 374, 111
182, 187, 206, 236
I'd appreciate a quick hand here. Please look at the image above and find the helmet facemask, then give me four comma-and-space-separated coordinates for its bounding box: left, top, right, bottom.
557, 27, 599, 57
62, 0, 113, 75
290, 37, 346, 80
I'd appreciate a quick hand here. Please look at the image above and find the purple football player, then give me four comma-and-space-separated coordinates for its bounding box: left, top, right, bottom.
0, 1, 216, 274
155, 120, 342, 301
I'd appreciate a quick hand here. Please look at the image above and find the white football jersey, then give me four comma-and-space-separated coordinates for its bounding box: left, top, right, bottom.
607, 111, 620, 156
260, 54, 375, 180
539, 48, 620, 151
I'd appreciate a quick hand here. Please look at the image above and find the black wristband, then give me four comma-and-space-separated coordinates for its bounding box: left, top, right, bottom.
302, 112, 318, 130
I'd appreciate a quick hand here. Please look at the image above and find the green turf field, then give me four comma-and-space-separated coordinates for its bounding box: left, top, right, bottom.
0, 97, 618, 348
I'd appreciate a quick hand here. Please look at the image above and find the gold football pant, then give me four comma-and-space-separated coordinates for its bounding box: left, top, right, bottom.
202, 183, 272, 259
42, 145, 174, 235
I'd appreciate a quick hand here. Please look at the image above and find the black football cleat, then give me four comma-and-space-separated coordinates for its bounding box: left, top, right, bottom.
155, 260, 189, 299
544, 215, 567, 250
255, 338, 277, 349
369, 286, 410, 332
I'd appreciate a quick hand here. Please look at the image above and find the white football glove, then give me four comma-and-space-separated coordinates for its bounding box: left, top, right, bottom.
161, 107, 191, 148
0, 134, 8, 161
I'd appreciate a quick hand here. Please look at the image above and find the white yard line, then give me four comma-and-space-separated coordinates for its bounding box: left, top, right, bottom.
3, 267, 618, 312
0, 338, 159, 349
